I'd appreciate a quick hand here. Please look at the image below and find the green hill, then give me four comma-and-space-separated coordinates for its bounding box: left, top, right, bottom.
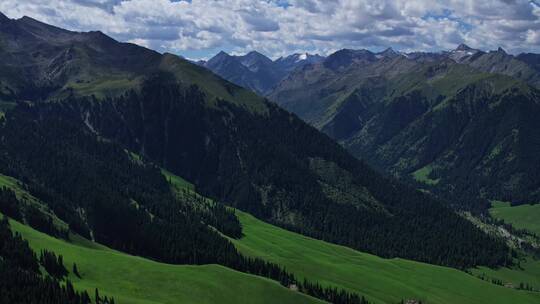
8, 217, 321, 304
233, 210, 540, 304
5, 168, 539, 304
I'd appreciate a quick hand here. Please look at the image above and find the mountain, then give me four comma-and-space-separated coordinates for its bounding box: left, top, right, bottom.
323, 49, 378, 70
203, 51, 324, 95
270, 47, 540, 208
517, 53, 540, 72
274, 52, 325, 73
457, 47, 540, 87
0, 12, 514, 274
203, 50, 284, 94
446, 44, 483, 63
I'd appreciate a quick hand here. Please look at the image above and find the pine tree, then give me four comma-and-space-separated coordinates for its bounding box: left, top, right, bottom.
73, 263, 81, 278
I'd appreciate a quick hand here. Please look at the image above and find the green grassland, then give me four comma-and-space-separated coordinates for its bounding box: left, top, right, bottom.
490, 201, 540, 236
64, 75, 142, 99
411, 165, 439, 185
161, 168, 195, 192
9, 217, 321, 304
477, 201, 540, 291
232, 210, 540, 304
472, 257, 540, 292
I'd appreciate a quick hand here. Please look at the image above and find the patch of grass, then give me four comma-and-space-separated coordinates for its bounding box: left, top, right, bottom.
65, 75, 141, 99
490, 201, 540, 235
0, 173, 40, 204
472, 257, 540, 291
161, 169, 195, 192
412, 165, 439, 185
232, 210, 540, 304
9, 217, 322, 304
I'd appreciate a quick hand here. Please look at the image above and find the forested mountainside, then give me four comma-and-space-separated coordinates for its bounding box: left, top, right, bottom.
270, 48, 540, 209
0, 13, 514, 270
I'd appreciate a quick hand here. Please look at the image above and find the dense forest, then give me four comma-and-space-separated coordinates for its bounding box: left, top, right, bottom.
3, 76, 513, 269
55, 75, 513, 269
0, 104, 368, 304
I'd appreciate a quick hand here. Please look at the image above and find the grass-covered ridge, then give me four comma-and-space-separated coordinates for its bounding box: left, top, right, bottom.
232, 210, 540, 304
9, 217, 321, 304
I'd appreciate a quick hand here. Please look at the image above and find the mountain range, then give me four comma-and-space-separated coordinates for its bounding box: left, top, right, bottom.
202, 45, 540, 98
247, 45, 540, 209
199, 50, 324, 95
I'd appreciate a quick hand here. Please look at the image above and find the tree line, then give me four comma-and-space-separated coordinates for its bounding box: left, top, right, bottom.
0, 215, 102, 304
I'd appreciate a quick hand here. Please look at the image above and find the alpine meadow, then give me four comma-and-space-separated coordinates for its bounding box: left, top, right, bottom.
0, 1, 539, 304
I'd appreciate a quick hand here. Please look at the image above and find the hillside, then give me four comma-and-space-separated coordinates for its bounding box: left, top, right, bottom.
5, 168, 539, 304
7, 216, 321, 304
0, 13, 513, 270
270, 52, 540, 209
233, 210, 540, 304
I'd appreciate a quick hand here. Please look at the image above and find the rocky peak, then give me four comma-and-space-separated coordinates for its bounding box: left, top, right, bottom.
455, 43, 473, 51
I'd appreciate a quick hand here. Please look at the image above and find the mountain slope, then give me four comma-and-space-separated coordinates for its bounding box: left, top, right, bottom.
0, 13, 512, 271
8, 216, 321, 304
233, 210, 540, 304
270, 50, 540, 208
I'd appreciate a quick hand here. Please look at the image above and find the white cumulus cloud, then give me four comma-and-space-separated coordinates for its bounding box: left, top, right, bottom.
0, 0, 538, 59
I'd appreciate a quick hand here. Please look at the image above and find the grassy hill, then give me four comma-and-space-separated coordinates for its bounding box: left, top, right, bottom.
490, 201, 540, 236
4, 169, 539, 304
165, 169, 540, 303
232, 210, 540, 304
472, 257, 540, 292
9, 217, 321, 304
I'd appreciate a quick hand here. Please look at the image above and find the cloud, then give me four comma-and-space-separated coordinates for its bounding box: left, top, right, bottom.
0, 0, 538, 59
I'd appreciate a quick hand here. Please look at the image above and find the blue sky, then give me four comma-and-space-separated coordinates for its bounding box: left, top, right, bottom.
1, 0, 539, 59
